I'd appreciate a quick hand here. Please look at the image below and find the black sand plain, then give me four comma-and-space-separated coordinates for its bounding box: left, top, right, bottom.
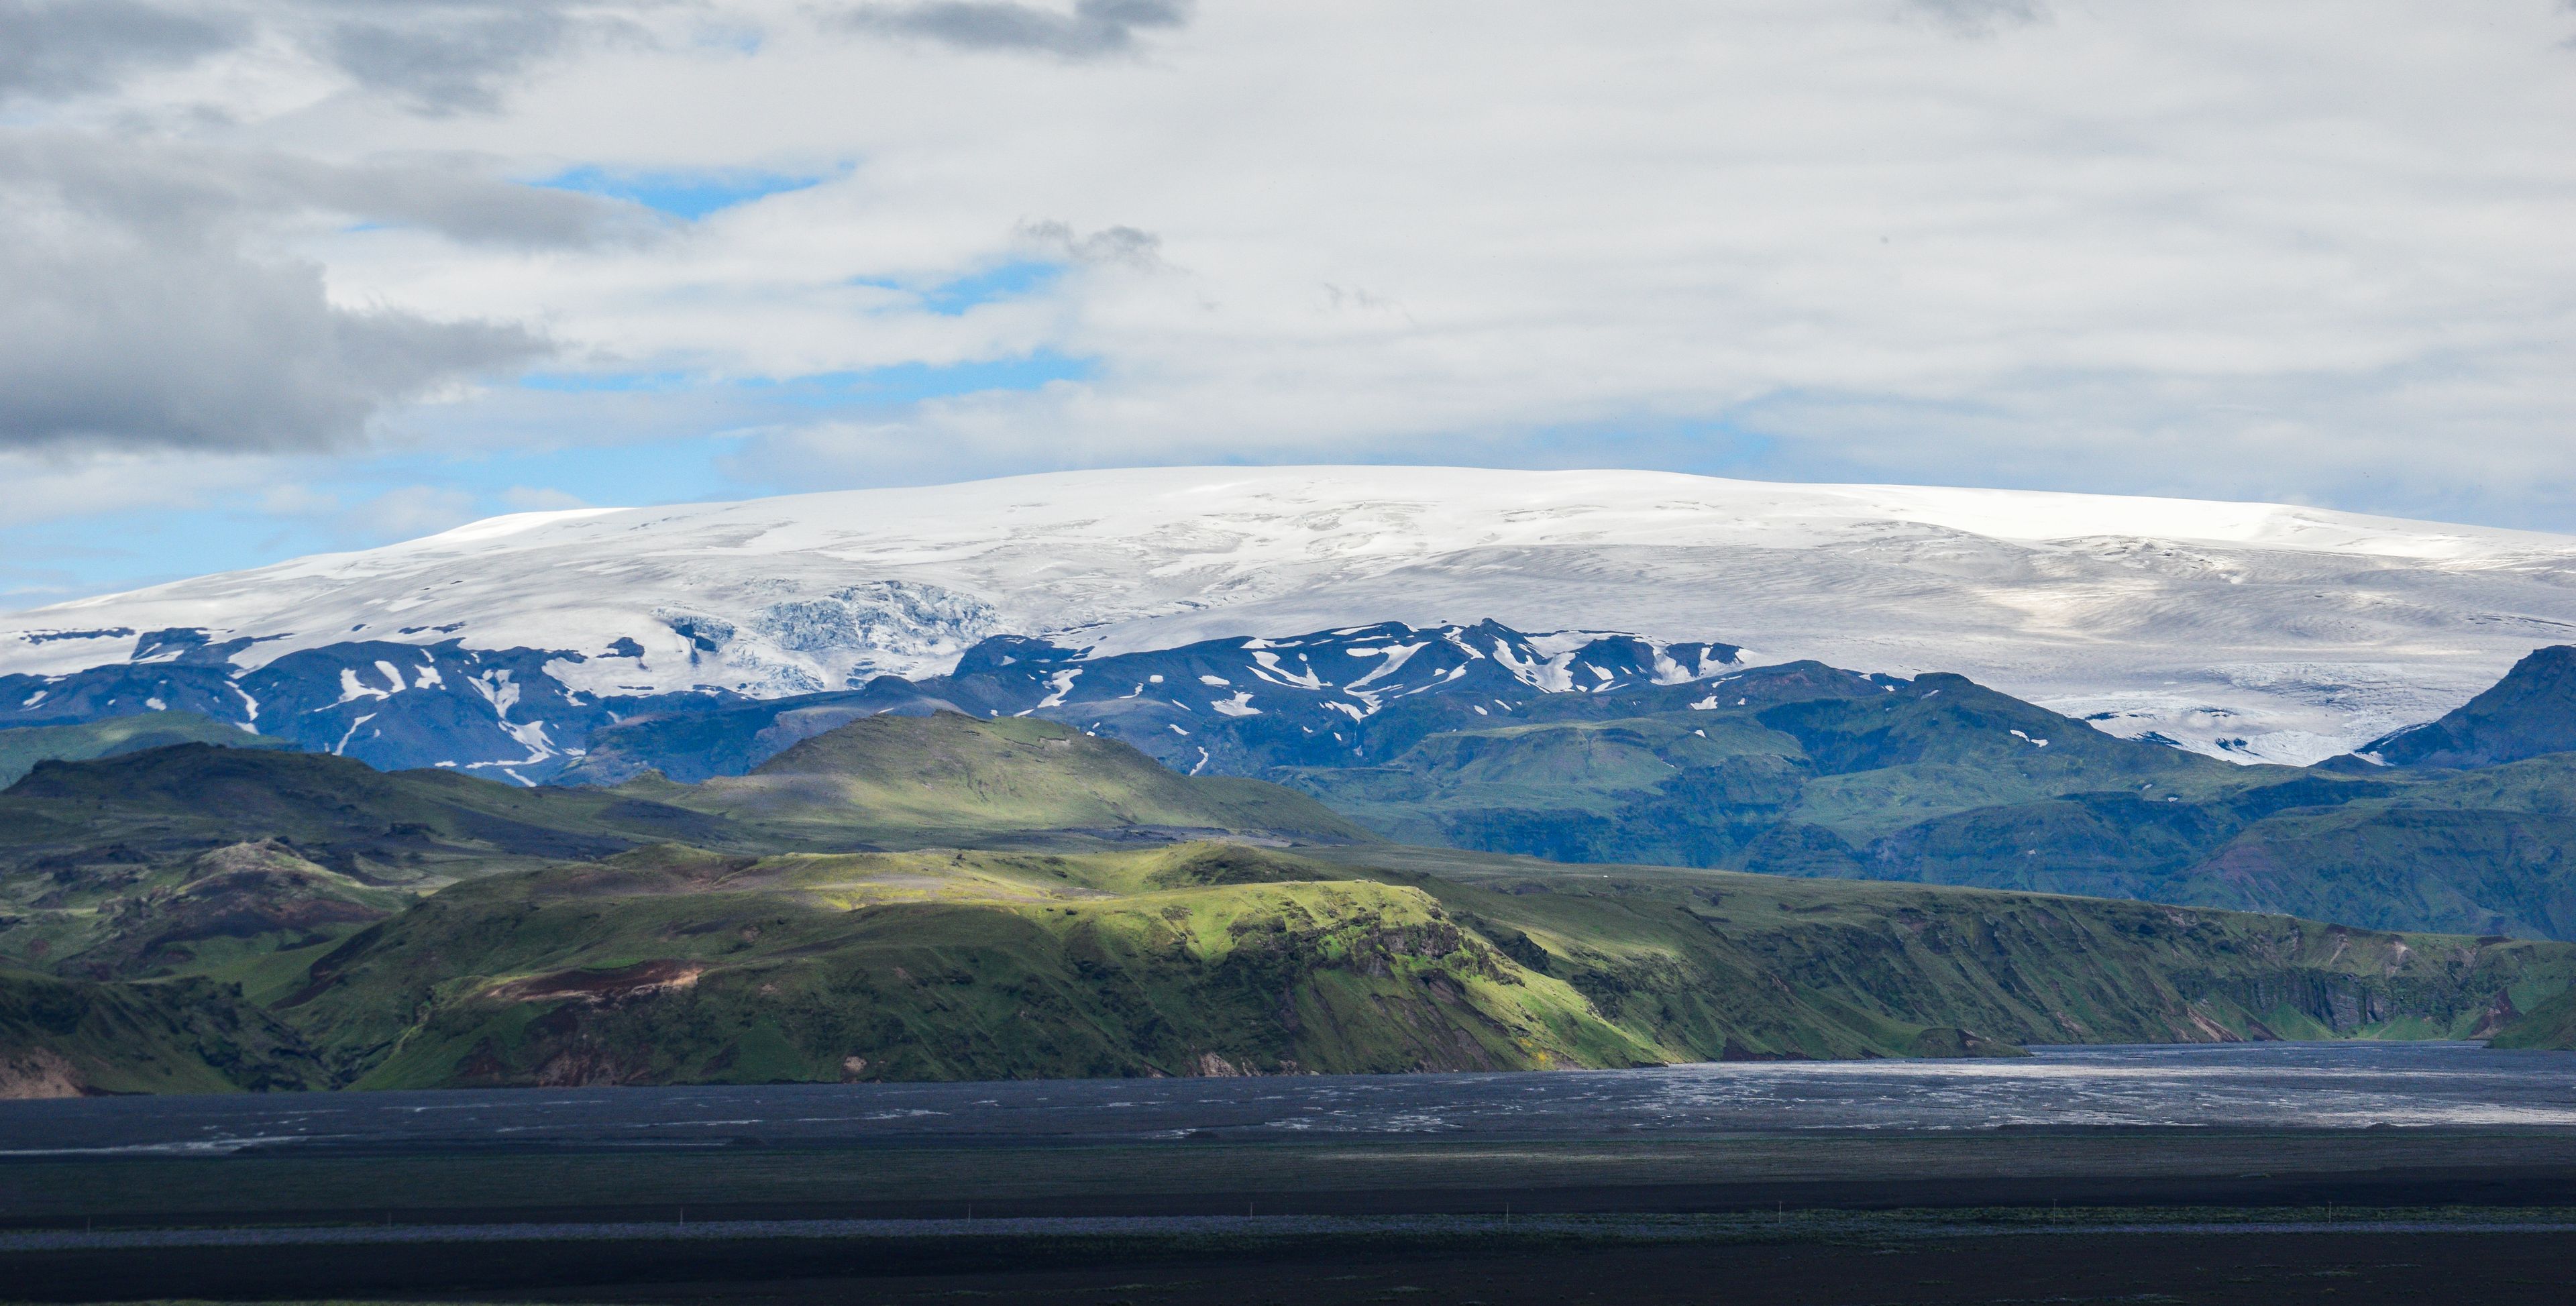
7, 1128, 2576, 1304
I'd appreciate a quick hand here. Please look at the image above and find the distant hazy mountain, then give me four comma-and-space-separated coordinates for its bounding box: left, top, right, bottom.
9, 466, 2576, 765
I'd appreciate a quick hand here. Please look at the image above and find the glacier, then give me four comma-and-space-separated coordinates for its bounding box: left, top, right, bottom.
6, 465, 2576, 765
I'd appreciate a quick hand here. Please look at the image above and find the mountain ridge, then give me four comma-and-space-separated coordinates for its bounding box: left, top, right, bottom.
11, 466, 2576, 764
2363, 645, 2576, 768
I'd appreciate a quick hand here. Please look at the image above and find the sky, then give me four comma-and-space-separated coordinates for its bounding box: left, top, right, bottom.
3, 0, 2574, 607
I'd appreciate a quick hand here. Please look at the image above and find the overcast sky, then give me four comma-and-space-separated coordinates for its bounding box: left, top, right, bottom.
4, 0, 2574, 604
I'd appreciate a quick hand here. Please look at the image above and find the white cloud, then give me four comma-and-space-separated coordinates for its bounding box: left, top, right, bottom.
11, 0, 2576, 528
832, 0, 1191, 60
0, 134, 574, 452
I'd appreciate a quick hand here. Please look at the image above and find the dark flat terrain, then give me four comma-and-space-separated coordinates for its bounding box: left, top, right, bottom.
9, 1130, 2576, 1303
9, 1218, 2576, 1304
553, 1228, 2576, 1306
13, 1130, 2576, 1226
9, 1053, 2575, 1305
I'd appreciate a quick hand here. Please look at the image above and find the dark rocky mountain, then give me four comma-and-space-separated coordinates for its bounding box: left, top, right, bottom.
566, 621, 1747, 783
0, 629, 731, 784
0, 621, 1739, 787
2361, 645, 2576, 768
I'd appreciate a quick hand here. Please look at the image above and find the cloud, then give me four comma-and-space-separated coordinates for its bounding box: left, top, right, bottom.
1016, 219, 1167, 268
0, 1, 662, 115
836, 0, 1189, 58
318, 5, 586, 115
17, 0, 2576, 601
0, 231, 545, 453
4, 133, 651, 250
1904, 0, 2048, 36
0, 0, 246, 102
0, 138, 553, 453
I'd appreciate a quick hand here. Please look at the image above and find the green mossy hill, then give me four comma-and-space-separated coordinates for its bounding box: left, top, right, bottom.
2486, 983, 2576, 1049
10, 699, 2576, 1093
0, 712, 292, 787
0, 720, 1375, 998
1323, 845, 2575, 1055
679, 712, 1373, 846
0, 967, 323, 1097
0, 743, 735, 887
0, 840, 411, 988
283, 843, 1652, 1087
2365, 645, 2576, 768
1276, 669, 2576, 939
257, 840, 2576, 1089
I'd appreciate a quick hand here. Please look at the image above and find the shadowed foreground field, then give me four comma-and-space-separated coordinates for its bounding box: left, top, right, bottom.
9, 1132, 2576, 1303
6, 1214, 2576, 1304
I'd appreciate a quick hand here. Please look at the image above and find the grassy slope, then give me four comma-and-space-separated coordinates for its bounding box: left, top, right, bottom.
1320, 845, 2572, 1051
672, 712, 1373, 847
286, 843, 1654, 1087
2488, 983, 2576, 1048
0, 967, 324, 1097
0, 743, 740, 888
1858, 758, 2576, 938
0, 715, 1362, 977
265, 840, 2576, 1089
0, 838, 409, 986
0, 712, 292, 787
1278, 674, 2576, 940
11, 705, 2576, 1090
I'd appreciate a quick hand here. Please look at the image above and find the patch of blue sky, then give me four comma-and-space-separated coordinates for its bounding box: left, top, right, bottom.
1519, 415, 1779, 475
852, 260, 1065, 315
516, 370, 700, 394
519, 353, 1095, 409
530, 165, 831, 221
747, 353, 1096, 407
1, 433, 769, 606
5, 346, 1115, 606
2, 508, 347, 604
356, 437, 746, 511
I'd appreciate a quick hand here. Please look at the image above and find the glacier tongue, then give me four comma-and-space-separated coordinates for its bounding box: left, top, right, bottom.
5, 465, 2576, 765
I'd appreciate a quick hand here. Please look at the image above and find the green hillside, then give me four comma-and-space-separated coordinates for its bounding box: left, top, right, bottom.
2488, 983, 2576, 1049
1, 967, 323, 1097
263, 840, 2576, 1087
1271, 670, 2576, 939
0, 712, 290, 787
674, 712, 1373, 846
9, 701, 2576, 1093
1, 838, 409, 989
284, 842, 1654, 1087
0, 742, 739, 887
